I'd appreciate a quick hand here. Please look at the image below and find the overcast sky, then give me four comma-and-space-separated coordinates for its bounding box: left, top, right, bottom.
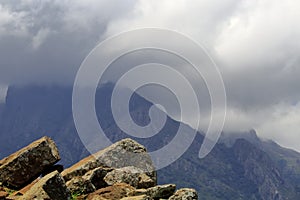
0, 0, 299, 151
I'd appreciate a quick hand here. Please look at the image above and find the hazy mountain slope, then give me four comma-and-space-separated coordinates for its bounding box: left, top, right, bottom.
0, 103, 4, 116
0, 86, 87, 165
221, 131, 300, 198
0, 84, 299, 199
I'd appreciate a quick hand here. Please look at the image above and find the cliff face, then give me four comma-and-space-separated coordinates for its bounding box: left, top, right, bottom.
0, 137, 197, 200
233, 139, 283, 200
0, 85, 300, 199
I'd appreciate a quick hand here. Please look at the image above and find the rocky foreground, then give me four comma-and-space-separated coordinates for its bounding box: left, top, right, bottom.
0, 136, 197, 200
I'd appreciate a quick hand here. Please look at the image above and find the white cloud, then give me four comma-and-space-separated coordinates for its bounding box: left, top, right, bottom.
215, 0, 300, 70
0, 4, 30, 37
32, 28, 51, 49
105, 0, 240, 46
0, 85, 8, 103
257, 102, 300, 152
103, 0, 300, 149
0, 5, 13, 27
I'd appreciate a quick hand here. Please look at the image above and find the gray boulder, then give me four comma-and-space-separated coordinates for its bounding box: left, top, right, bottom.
62, 138, 156, 183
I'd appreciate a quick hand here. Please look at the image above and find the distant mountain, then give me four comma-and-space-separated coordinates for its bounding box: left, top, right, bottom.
0, 103, 4, 116
0, 84, 300, 199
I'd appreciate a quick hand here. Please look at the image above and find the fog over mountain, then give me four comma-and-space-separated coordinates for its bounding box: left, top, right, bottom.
0, 85, 7, 103
0, 0, 299, 152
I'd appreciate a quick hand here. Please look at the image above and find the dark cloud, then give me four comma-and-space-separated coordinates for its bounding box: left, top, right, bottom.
0, 0, 137, 85
0, 0, 299, 151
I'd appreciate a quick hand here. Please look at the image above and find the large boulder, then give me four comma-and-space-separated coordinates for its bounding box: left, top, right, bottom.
104, 166, 156, 189
62, 138, 156, 182
0, 136, 60, 189
20, 171, 71, 200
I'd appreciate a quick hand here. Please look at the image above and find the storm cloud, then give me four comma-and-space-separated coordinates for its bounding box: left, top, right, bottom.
0, 0, 299, 151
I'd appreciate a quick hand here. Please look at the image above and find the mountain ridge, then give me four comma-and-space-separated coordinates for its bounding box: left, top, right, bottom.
0, 84, 300, 199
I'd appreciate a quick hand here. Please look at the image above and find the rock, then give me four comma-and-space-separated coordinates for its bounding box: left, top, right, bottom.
66, 176, 96, 194
136, 173, 156, 189
75, 194, 88, 200
62, 138, 156, 183
66, 167, 113, 194
20, 171, 71, 200
233, 139, 283, 200
0, 137, 197, 200
0, 189, 8, 200
120, 195, 150, 200
0, 136, 60, 189
83, 167, 113, 189
168, 188, 198, 200
18, 178, 40, 195
87, 183, 135, 200
146, 184, 176, 199
104, 166, 156, 189
130, 188, 147, 196
6, 191, 23, 200
130, 184, 176, 199
87, 196, 107, 200
61, 155, 98, 182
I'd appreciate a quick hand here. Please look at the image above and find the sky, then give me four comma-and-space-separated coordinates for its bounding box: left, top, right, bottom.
0, 0, 299, 151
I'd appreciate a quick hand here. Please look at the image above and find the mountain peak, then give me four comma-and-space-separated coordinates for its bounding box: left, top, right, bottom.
220, 129, 260, 147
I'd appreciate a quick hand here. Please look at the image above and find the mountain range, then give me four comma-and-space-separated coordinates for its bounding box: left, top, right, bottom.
0, 84, 300, 199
